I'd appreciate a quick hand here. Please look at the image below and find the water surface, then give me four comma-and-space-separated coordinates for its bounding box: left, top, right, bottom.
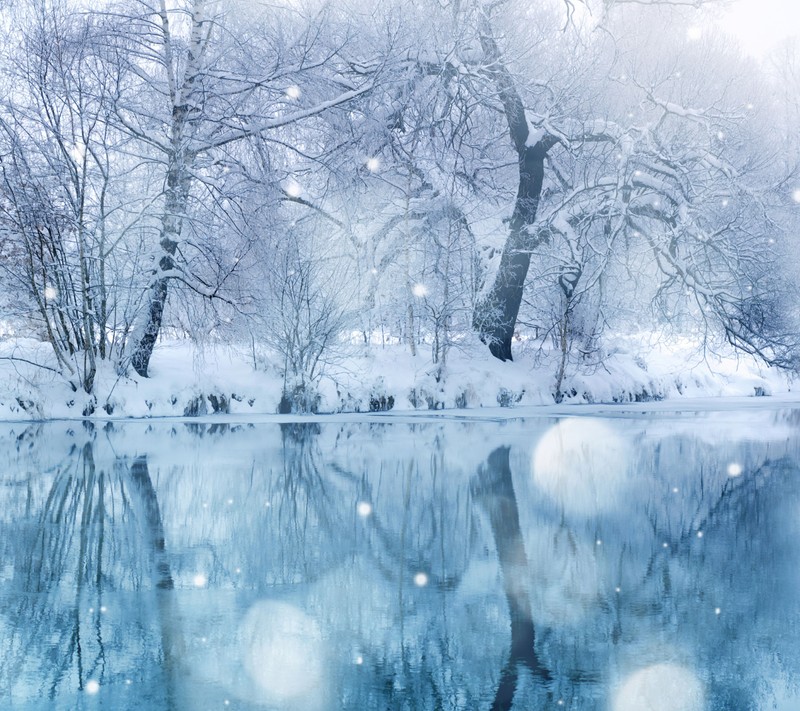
0, 411, 798, 710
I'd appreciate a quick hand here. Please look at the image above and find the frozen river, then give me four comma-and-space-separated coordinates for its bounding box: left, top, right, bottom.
0, 409, 798, 710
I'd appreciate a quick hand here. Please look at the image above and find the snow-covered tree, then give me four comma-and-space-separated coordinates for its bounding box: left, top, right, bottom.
105, 0, 374, 377
0, 2, 138, 395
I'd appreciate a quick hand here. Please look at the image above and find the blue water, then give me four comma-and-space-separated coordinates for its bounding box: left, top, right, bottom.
0, 411, 798, 710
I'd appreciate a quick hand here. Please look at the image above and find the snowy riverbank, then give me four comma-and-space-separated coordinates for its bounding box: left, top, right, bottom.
0, 335, 796, 421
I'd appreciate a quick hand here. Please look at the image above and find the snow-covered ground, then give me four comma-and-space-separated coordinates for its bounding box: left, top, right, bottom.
0, 334, 796, 421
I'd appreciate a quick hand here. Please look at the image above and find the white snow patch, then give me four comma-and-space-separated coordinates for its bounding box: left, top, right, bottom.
0, 331, 795, 422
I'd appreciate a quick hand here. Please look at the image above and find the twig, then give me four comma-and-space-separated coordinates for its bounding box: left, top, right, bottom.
0, 355, 61, 375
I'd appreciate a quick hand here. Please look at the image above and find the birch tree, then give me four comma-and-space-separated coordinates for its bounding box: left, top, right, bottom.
108, 0, 374, 376
0, 2, 133, 395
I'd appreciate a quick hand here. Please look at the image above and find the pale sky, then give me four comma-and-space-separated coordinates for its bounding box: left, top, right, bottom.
709, 0, 800, 58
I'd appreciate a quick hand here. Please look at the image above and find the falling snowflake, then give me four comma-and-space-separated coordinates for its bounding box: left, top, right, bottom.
686, 26, 702, 41
357, 501, 372, 517
532, 418, 631, 514
285, 181, 302, 198
85, 680, 100, 695
727, 462, 743, 477
412, 283, 428, 298
413, 572, 428, 587
69, 142, 86, 163
193, 573, 208, 588
366, 157, 380, 172
241, 601, 326, 704
44, 285, 57, 300
792, 189, 800, 203
285, 85, 301, 99
613, 664, 704, 711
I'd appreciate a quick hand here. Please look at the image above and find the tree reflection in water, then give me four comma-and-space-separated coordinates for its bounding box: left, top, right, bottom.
0, 429, 180, 708
472, 446, 552, 709
0, 414, 799, 710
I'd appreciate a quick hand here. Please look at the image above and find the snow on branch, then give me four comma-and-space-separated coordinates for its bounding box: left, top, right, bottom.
198, 83, 375, 153
701, 153, 738, 180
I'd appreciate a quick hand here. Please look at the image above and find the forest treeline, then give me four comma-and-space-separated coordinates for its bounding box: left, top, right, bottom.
1, 0, 798, 408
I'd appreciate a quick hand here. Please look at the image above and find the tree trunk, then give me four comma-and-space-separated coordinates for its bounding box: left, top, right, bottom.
129, 188, 181, 377
474, 141, 553, 360
126, 0, 201, 377
128, 139, 187, 377
130, 277, 169, 377
473, 20, 557, 361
